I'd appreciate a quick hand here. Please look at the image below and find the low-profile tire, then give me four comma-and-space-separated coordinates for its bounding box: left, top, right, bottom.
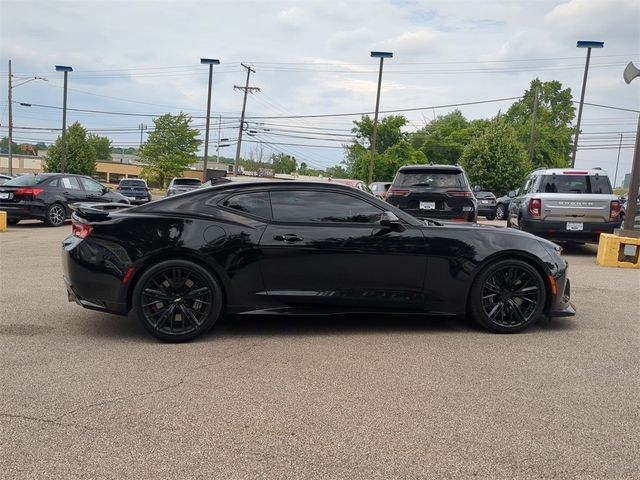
468, 259, 546, 334
496, 203, 506, 220
44, 203, 67, 227
132, 259, 223, 342
486, 214, 496, 221
7, 218, 20, 225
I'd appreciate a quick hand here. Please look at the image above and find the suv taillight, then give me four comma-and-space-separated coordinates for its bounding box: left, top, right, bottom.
610, 200, 621, 221
529, 198, 541, 217
387, 189, 410, 197
446, 191, 474, 197
14, 187, 44, 197
72, 222, 93, 239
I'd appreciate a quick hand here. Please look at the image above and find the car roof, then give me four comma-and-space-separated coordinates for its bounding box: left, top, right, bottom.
197, 180, 369, 194
398, 164, 464, 172
531, 167, 609, 176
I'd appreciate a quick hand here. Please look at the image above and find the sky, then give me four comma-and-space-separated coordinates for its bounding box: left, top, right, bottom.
1, 0, 639, 183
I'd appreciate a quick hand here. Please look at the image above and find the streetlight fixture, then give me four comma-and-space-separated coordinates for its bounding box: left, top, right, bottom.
368, 51, 393, 185
55, 65, 73, 173
620, 61, 640, 233
7, 60, 47, 175
571, 40, 604, 167
200, 58, 220, 180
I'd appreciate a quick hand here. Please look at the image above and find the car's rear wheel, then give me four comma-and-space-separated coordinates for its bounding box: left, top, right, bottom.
44, 203, 66, 227
469, 259, 546, 333
486, 214, 496, 221
133, 259, 223, 342
496, 204, 506, 220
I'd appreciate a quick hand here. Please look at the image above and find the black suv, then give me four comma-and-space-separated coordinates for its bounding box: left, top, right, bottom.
386, 164, 477, 221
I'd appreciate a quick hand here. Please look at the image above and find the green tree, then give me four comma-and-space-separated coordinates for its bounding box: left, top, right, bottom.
139, 113, 201, 187
504, 78, 575, 168
460, 120, 531, 196
410, 110, 471, 165
271, 153, 297, 174
87, 134, 112, 161
43, 122, 97, 175
325, 165, 349, 178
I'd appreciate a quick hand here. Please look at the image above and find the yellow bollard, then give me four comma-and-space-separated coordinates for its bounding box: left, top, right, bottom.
0, 211, 7, 232
596, 233, 640, 269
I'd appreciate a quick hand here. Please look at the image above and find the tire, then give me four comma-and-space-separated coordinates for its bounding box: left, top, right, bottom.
486, 214, 495, 221
496, 204, 506, 220
7, 218, 20, 225
44, 203, 67, 227
132, 259, 223, 342
468, 259, 546, 334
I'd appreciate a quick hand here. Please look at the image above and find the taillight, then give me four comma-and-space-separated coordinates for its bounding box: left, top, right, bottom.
387, 189, 410, 197
529, 198, 541, 217
610, 200, 621, 220
14, 187, 44, 197
72, 222, 93, 239
446, 191, 474, 197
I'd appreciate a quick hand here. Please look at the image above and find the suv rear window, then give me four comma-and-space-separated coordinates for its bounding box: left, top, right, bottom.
173, 178, 201, 186
537, 175, 612, 194
120, 180, 146, 187
393, 169, 468, 189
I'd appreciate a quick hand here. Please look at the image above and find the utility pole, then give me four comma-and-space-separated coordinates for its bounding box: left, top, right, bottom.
233, 63, 259, 176
216, 114, 222, 162
528, 86, 540, 164
613, 133, 623, 188
138, 123, 147, 148
368, 51, 393, 185
7, 60, 13, 175
55, 65, 73, 173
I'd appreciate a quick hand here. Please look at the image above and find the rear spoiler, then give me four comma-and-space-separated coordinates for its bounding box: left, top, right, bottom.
70, 202, 133, 220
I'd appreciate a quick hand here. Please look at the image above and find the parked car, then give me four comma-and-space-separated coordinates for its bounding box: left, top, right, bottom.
0, 174, 14, 185
63, 181, 574, 341
0, 173, 129, 226
386, 164, 477, 222
475, 190, 497, 220
495, 189, 519, 220
327, 178, 372, 194
166, 177, 202, 197
507, 168, 621, 242
369, 181, 391, 200
117, 178, 152, 204
619, 192, 640, 226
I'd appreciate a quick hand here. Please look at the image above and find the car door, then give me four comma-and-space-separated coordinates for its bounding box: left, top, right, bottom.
258, 188, 427, 310
79, 177, 110, 203
57, 176, 85, 205
509, 175, 535, 226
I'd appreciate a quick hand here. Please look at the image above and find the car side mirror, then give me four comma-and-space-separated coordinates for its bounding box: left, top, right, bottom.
102, 187, 110, 194
380, 211, 405, 231
508, 190, 516, 198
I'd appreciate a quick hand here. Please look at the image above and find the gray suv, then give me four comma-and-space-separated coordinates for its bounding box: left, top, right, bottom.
507, 167, 621, 242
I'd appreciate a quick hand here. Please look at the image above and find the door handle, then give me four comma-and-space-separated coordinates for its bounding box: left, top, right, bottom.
273, 234, 303, 243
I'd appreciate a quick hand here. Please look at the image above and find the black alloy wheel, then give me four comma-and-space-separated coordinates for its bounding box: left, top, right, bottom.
486, 214, 496, 221
496, 204, 506, 220
45, 203, 66, 227
132, 259, 223, 341
469, 259, 546, 333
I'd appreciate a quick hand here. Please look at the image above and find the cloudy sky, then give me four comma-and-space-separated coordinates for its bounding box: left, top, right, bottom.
1, 0, 639, 181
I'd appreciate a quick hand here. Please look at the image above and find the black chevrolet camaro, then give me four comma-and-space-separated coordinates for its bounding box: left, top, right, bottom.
62, 181, 575, 341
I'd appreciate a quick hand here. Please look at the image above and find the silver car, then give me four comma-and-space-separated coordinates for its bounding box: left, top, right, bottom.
166, 177, 202, 197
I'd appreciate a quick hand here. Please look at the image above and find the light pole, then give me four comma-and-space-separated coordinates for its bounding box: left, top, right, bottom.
571, 41, 604, 167
7, 60, 47, 175
55, 65, 73, 173
621, 61, 640, 233
200, 58, 220, 180
368, 51, 393, 185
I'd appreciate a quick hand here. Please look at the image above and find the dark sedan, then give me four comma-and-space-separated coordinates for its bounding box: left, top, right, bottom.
0, 173, 129, 226
63, 181, 575, 341
475, 190, 497, 220
495, 189, 519, 220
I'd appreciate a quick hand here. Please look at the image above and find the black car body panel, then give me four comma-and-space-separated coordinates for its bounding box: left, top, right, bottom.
0, 173, 129, 222
386, 165, 477, 221
62, 182, 573, 325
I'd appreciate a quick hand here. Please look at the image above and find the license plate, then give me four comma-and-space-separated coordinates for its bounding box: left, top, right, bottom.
566, 222, 583, 231
481, 200, 489, 204
0, 192, 11, 199
419, 201, 436, 210
127, 196, 136, 200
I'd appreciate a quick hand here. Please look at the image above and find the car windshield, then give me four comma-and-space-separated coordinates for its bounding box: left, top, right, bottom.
394, 169, 467, 188
173, 178, 201, 186
3, 175, 50, 186
538, 175, 612, 194
120, 180, 145, 187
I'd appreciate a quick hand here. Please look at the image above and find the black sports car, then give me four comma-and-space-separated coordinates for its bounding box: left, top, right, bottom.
63, 181, 575, 341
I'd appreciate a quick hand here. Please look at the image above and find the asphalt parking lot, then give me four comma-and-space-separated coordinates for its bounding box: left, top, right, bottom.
1, 220, 639, 479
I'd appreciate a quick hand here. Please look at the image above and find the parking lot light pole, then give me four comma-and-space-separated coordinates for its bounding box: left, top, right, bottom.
620, 61, 640, 233
200, 58, 220, 180
368, 51, 393, 185
55, 65, 73, 173
571, 41, 604, 168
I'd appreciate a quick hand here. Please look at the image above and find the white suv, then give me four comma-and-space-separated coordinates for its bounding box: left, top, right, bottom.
507, 167, 621, 243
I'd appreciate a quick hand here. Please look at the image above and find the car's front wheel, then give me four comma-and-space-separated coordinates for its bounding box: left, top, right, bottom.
496, 203, 506, 220
469, 259, 546, 333
132, 259, 223, 342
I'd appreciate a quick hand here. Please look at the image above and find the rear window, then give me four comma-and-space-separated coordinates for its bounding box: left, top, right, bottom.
537, 175, 612, 194
173, 178, 201, 186
394, 169, 468, 189
475, 191, 495, 199
3, 175, 50, 186
120, 180, 146, 187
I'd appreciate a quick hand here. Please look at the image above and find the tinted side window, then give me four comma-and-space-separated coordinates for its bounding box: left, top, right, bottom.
61, 176, 82, 190
221, 192, 271, 219
270, 190, 383, 223
80, 177, 104, 193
